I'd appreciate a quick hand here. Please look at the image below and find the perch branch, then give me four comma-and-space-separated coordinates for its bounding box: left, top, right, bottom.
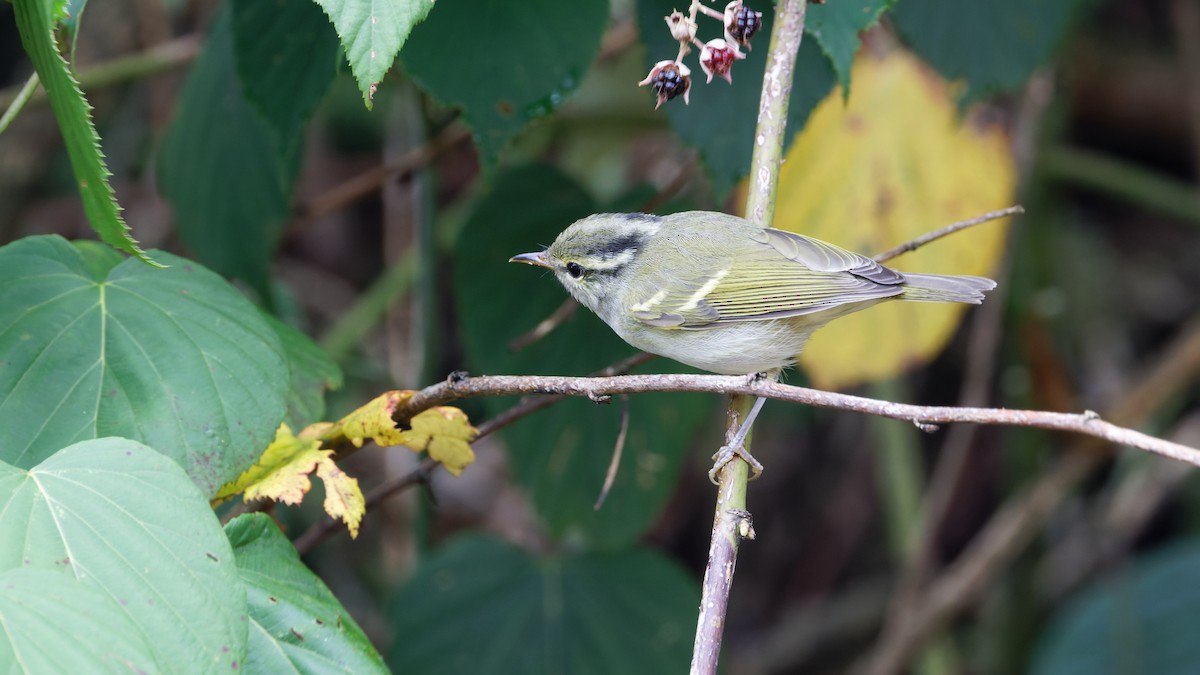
390, 373, 1200, 468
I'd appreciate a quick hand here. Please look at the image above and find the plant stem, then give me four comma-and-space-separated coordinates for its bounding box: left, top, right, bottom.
693, 1, 809, 672
1040, 145, 1200, 227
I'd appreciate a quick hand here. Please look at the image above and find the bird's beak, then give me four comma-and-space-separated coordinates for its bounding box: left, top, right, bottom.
509, 251, 552, 269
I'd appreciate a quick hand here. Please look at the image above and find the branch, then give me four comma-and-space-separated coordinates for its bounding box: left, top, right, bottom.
871, 206, 1024, 263
390, 373, 1200, 468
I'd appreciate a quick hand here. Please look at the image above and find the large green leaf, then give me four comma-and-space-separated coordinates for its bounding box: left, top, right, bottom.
1033, 540, 1200, 675
12, 0, 153, 264
0, 236, 288, 496
313, 0, 436, 107
636, 0, 838, 197
158, 5, 298, 297
267, 316, 343, 429
401, 0, 609, 170
454, 165, 711, 548
0, 569, 158, 673
0, 439, 247, 671
806, 0, 893, 90
387, 535, 697, 674
226, 514, 387, 674
231, 0, 339, 156
892, 0, 1084, 101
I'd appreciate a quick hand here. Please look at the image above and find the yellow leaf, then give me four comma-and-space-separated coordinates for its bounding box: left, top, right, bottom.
213, 424, 366, 539
404, 407, 477, 476
316, 459, 365, 539
337, 391, 409, 448
771, 49, 1015, 389
213, 424, 327, 505
329, 391, 477, 475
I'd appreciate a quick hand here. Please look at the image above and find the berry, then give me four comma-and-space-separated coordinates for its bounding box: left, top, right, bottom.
724, 2, 763, 49
638, 60, 693, 108
700, 38, 744, 84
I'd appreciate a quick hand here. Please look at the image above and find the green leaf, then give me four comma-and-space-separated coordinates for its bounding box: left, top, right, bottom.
892, 0, 1084, 101
387, 536, 697, 674
0, 439, 247, 671
231, 0, 339, 157
226, 514, 387, 674
454, 165, 712, 548
12, 0, 155, 265
401, 0, 608, 170
0, 236, 288, 496
268, 317, 344, 429
636, 0, 838, 197
1033, 540, 1200, 675
313, 0, 436, 107
0, 569, 159, 673
806, 0, 893, 90
158, 5, 299, 297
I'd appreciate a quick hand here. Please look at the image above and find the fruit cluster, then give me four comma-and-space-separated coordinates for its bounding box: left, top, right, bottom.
639, 0, 763, 109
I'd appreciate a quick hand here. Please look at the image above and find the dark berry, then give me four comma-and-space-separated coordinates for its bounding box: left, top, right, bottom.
728, 6, 762, 44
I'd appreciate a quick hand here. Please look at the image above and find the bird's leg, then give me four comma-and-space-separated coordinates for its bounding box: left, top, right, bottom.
709, 394, 767, 484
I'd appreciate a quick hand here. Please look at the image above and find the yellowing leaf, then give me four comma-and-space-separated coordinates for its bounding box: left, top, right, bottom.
213, 424, 365, 538
329, 391, 477, 475
337, 391, 409, 448
316, 459, 365, 539
771, 49, 1015, 390
404, 407, 477, 476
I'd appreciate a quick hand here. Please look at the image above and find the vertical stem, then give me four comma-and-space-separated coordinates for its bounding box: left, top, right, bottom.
691, 1, 809, 673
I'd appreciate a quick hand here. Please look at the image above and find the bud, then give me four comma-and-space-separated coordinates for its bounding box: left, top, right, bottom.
724, 1, 763, 49
664, 11, 696, 43
699, 38, 744, 84
638, 60, 692, 109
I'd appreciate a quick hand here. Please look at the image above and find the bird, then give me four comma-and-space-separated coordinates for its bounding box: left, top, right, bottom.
510, 210, 996, 480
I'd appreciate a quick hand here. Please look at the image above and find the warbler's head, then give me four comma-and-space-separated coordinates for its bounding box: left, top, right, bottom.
510, 213, 663, 313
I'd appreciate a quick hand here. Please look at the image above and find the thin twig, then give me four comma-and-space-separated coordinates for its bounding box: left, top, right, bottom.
0, 34, 201, 112
292, 123, 470, 229
508, 298, 579, 352
594, 394, 630, 510
872, 206, 1024, 263
0, 73, 39, 136
294, 458, 437, 555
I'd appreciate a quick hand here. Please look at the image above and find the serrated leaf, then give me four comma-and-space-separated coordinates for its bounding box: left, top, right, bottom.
0, 569, 159, 673
158, 5, 299, 297
637, 0, 838, 196
400, 0, 608, 169
772, 50, 1014, 389
330, 391, 477, 476
1033, 540, 1200, 675
12, 0, 155, 265
227, 514, 387, 674
455, 165, 712, 548
893, 0, 1085, 102
806, 0, 893, 90
0, 439, 247, 671
0, 236, 289, 496
313, 0, 436, 106
216, 424, 364, 537
387, 536, 697, 674
231, 0, 339, 153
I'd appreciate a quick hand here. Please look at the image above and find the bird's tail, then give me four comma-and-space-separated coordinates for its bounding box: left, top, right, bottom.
900, 273, 996, 304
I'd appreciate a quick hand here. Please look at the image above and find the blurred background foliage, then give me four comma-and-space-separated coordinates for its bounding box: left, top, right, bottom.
4, 0, 1200, 672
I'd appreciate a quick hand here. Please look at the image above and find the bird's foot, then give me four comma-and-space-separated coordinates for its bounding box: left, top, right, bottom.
708, 444, 764, 485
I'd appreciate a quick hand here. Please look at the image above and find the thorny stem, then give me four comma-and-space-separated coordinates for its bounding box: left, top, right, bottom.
688, 0, 809, 670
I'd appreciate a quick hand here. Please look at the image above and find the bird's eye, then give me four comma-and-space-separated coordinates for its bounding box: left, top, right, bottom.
566, 262, 584, 278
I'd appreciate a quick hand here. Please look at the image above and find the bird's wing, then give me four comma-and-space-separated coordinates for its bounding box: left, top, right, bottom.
628, 227, 905, 328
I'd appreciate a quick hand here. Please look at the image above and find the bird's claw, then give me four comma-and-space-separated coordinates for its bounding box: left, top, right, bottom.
708, 444, 764, 485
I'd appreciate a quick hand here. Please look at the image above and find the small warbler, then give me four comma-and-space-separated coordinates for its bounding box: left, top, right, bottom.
511, 210, 996, 479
